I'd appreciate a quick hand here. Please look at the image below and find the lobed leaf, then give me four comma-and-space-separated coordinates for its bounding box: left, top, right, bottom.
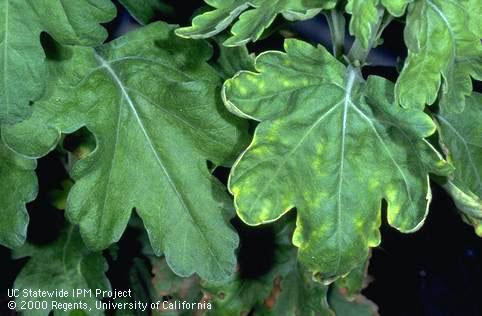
175, 0, 336, 46
395, 0, 482, 112
224, 39, 452, 282
4, 22, 249, 281
0, 0, 116, 124
346, 0, 380, 49
0, 139, 37, 248
436, 93, 482, 235
13, 228, 110, 316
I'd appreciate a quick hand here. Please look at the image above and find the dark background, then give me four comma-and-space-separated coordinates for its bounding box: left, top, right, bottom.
1, 1, 481, 315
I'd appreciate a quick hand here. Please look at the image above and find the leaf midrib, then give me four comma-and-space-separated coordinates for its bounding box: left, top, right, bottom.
94, 53, 227, 274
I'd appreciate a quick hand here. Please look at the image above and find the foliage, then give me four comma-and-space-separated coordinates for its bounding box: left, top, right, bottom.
0, 0, 480, 315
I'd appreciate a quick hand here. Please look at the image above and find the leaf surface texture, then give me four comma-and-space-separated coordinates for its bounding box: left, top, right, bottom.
396, 0, 481, 111
224, 39, 451, 281
175, 0, 336, 46
436, 93, 482, 234
4, 22, 248, 281
0, 139, 37, 248
14, 228, 109, 316
0, 0, 115, 123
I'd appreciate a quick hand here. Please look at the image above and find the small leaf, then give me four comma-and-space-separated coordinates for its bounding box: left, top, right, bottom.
0, 138, 37, 248
224, 39, 451, 282
119, 0, 174, 25
0, 0, 116, 124
436, 93, 482, 235
346, 0, 380, 49
4, 22, 248, 281
395, 0, 481, 111
175, 0, 336, 46
14, 227, 110, 316
380, 0, 411, 17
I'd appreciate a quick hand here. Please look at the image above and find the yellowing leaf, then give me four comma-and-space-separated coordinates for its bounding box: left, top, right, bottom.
224, 39, 452, 281
395, 0, 482, 111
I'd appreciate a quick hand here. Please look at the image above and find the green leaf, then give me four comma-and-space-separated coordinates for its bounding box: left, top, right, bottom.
4, 22, 248, 281
13, 228, 110, 316
175, 0, 336, 46
0, 0, 116, 124
224, 39, 452, 282
346, 0, 380, 49
260, 266, 333, 316
380, 0, 410, 17
0, 139, 37, 248
119, 0, 174, 25
395, 0, 482, 111
436, 93, 482, 235
210, 36, 255, 79
334, 257, 370, 299
329, 255, 378, 315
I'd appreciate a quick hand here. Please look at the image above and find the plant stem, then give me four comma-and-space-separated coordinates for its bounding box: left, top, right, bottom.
326, 9, 346, 60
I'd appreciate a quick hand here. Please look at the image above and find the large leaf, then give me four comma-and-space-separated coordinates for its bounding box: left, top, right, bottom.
175, 0, 336, 46
0, 139, 37, 248
223, 39, 452, 282
436, 93, 482, 235
13, 228, 110, 316
0, 0, 116, 124
4, 22, 248, 281
395, 0, 482, 112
